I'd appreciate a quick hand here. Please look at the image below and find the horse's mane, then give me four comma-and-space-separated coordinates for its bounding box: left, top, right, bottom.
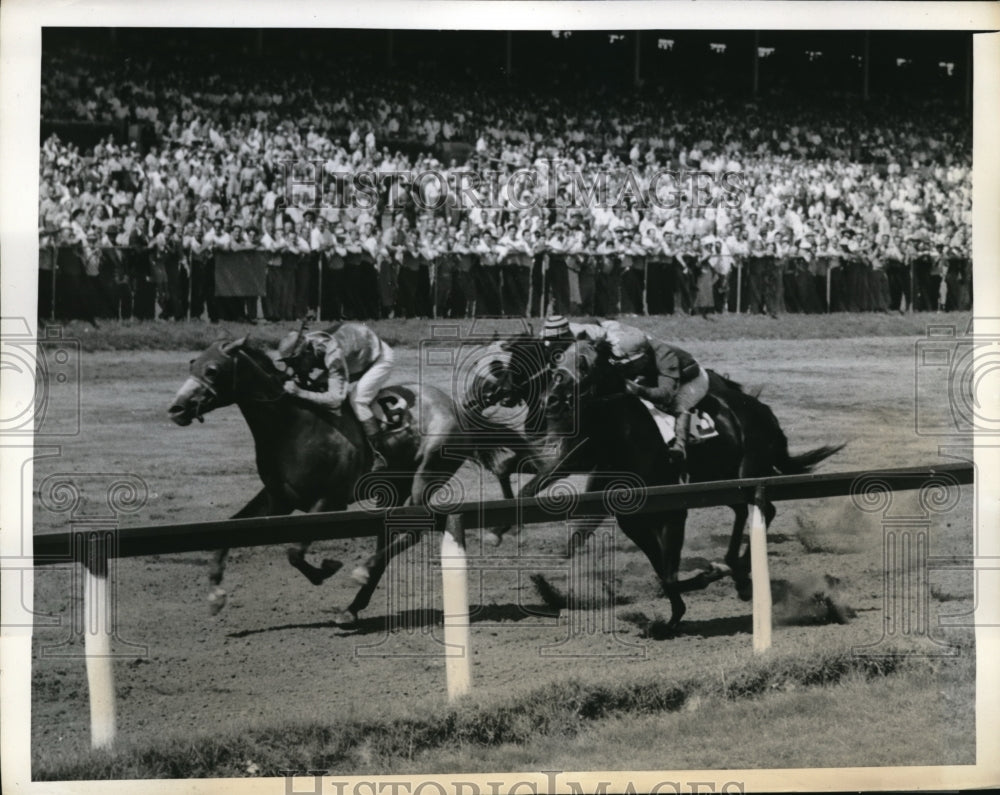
708, 369, 746, 395
227, 338, 288, 383
228, 337, 278, 361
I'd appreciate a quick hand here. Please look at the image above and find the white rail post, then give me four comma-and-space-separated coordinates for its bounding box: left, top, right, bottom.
440, 512, 471, 700
749, 485, 773, 653
82, 529, 117, 748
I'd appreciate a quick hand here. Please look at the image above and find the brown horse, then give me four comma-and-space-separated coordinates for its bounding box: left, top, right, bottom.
167, 337, 529, 625
515, 340, 845, 634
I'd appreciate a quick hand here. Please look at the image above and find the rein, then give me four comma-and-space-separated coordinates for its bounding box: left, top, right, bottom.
188, 345, 288, 417
233, 348, 287, 402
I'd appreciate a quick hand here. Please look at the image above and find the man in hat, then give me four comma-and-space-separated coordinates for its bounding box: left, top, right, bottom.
278, 322, 394, 471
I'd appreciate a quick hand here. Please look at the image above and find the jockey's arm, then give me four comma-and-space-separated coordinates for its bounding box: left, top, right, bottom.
631, 376, 679, 406
627, 343, 681, 406
283, 346, 350, 411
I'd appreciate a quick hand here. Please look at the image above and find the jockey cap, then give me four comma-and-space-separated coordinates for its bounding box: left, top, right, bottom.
541, 315, 572, 340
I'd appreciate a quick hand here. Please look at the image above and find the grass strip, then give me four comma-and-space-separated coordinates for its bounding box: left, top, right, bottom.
45, 312, 969, 352
34, 645, 936, 780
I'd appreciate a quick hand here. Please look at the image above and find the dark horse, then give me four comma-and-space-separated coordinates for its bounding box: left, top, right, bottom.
168, 337, 530, 625
500, 339, 845, 634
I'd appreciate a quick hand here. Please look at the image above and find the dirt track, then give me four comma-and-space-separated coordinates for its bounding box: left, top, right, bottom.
30, 333, 975, 771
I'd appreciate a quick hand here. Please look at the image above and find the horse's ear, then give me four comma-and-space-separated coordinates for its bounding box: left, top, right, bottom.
224, 335, 248, 353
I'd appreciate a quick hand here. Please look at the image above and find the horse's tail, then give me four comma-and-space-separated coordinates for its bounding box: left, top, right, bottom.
777, 442, 847, 475
715, 376, 846, 476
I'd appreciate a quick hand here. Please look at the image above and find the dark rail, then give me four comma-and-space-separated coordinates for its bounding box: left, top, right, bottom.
33, 462, 974, 565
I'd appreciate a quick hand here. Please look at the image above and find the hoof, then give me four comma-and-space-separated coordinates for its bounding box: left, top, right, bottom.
332, 609, 358, 627
736, 579, 753, 602
484, 531, 503, 548
207, 587, 227, 615
351, 566, 370, 586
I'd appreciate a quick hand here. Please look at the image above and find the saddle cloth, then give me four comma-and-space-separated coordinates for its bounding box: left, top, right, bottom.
370, 384, 417, 432
638, 399, 719, 446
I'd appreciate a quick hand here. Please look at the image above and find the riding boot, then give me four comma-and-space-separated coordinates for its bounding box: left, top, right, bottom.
670, 411, 692, 464
360, 417, 388, 471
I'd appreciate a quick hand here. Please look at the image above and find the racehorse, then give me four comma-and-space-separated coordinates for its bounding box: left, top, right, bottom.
511, 340, 845, 635
167, 336, 531, 625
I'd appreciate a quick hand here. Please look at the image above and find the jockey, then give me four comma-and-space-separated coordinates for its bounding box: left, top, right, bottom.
538, 314, 610, 361
607, 326, 709, 463
540, 314, 709, 462
278, 322, 394, 471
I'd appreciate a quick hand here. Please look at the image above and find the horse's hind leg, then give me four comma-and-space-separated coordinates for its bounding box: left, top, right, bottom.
735, 498, 776, 598
347, 453, 463, 622
345, 522, 422, 621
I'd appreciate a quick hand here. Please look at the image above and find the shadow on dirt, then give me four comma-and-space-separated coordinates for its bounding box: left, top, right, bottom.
619, 610, 753, 640
226, 602, 560, 638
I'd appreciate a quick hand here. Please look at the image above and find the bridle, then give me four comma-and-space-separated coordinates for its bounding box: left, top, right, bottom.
187, 343, 287, 419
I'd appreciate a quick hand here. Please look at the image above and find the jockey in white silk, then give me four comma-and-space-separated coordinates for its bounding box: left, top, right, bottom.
278, 322, 394, 470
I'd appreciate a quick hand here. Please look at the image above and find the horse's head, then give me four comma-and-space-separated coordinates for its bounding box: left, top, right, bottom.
501, 333, 549, 407
168, 336, 267, 425
543, 340, 627, 421
541, 341, 597, 422
464, 333, 549, 412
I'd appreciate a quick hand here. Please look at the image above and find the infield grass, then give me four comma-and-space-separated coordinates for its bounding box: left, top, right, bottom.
44, 311, 972, 352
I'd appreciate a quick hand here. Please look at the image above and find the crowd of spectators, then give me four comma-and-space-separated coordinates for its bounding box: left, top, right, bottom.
39, 46, 973, 323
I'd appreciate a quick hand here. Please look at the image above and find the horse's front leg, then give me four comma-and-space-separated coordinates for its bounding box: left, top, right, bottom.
208, 488, 278, 615
725, 503, 752, 601
617, 511, 687, 635
517, 447, 570, 500
483, 469, 516, 548
657, 510, 690, 634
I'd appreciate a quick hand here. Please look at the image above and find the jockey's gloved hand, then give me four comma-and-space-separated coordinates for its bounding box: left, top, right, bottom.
624, 379, 644, 397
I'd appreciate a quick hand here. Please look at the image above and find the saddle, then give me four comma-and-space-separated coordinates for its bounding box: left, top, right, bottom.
370, 384, 417, 433
638, 399, 719, 446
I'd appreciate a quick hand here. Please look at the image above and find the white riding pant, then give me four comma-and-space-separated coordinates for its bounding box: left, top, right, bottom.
351, 343, 394, 422
670, 365, 710, 413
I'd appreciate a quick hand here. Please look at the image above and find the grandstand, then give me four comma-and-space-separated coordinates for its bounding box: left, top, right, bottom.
38, 28, 972, 324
